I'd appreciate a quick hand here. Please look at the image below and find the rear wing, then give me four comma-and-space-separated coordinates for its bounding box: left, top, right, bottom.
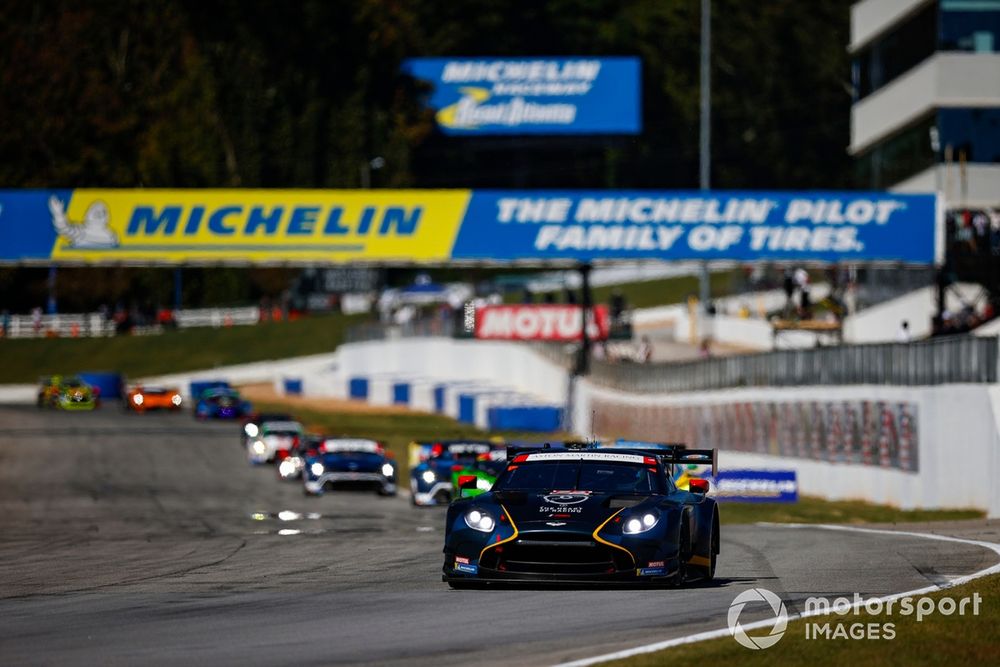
660, 448, 718, 478
505, 440, 595, 460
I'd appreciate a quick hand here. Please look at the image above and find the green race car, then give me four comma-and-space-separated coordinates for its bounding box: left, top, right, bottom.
450, 449, 507, 499
37, 375, 98, 411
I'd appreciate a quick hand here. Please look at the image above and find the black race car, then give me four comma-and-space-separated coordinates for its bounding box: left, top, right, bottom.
442, 443, 719, 587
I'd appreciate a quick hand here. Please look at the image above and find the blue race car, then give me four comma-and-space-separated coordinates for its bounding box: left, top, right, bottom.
303, 438, 397, 496
409, 440, 500, 506
442, 442, 720, 587
194, 387, 253, 420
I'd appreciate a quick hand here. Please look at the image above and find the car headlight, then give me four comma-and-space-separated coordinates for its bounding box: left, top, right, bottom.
133, 394, 144, 405
381, 463, 394, 478
476, 477, 492, 491
244, 423, 259, 438
310, 462, 325, 476
421, 470, 436, 484
171, 394, 182, 406
278, 459, 295, 477
464, 509, 495, 532
623, 511, 660, 535
251, 440, 266, 455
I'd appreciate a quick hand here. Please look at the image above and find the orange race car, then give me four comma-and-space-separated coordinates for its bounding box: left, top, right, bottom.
125, 385, 183, 412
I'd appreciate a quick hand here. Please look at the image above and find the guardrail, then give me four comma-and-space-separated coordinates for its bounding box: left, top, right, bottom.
1, 306, 261, 339
588, 334, 999, 391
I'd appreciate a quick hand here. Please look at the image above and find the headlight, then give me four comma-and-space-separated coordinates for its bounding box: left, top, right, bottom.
278, 459, 296, 477
476, 477, 492, 491
623, 512, 660, 534
251, 440, 266, 455
171, 394, 182, 406
381, 463, 394, 477
421, 470, 436, 484
464, 509, 495, 532
310, 462, 325, 476
244, 423, 259, 438
133, 394, 144, 405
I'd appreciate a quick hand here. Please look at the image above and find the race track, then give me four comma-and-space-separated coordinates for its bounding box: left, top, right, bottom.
0, 405, 996, 666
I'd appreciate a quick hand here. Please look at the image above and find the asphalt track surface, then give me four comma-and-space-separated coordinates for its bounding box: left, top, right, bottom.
0, 405, 997, 666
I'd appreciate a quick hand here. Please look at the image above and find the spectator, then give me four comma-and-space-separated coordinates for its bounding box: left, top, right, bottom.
897, 320, 911, 342
782, 269, 795, 318
637, 336, 653, 363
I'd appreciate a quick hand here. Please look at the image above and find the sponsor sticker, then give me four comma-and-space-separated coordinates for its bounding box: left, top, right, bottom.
648, 560, 665, 568
455, 563, 478, 575
524, 452, 645, 463
638, 567, 666, 576
455, 556, 470, 565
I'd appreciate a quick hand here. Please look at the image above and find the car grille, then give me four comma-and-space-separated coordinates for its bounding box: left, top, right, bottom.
482, 530, 632, 575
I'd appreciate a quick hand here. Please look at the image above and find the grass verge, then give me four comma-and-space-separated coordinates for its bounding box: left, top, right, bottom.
0, 313, 361, 383
603, 572, 1000, 667
721, 496, 984, 525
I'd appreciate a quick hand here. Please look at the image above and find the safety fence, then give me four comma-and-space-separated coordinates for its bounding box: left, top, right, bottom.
589, 334, 998, 391
0, 306, 261, 339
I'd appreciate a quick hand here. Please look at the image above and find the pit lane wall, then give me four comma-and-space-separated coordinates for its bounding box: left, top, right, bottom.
572, 381, 1000, 518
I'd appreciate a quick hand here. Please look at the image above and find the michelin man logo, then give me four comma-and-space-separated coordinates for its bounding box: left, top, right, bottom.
728, 587, 788, 649
48, 196, 119, 249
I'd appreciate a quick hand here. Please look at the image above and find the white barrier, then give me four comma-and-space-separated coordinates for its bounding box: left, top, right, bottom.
571, 380, 1000, 517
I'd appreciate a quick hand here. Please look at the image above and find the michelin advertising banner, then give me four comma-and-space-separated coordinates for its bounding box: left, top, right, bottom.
402, 57, 641, 135
0, 189, 937, 265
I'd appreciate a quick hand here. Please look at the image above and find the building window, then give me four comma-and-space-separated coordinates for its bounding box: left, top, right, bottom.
940, 0, 1000, 52
853, 2, 938, 101
856, 115, 937, 188
938, 108, 1000, 162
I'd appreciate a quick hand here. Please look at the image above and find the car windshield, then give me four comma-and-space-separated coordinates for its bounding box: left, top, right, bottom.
496, 461, 660, 495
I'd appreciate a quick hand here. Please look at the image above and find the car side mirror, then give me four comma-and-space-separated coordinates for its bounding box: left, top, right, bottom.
689, 478, 710, 494
458, 475, 478, 498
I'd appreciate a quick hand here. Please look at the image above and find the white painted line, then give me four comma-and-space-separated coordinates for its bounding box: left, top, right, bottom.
551, 523, 1000, 667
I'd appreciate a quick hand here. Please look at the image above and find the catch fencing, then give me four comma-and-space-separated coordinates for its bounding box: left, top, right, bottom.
588, 334, 998, 391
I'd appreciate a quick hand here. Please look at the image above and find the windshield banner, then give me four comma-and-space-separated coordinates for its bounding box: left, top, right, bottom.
0, 189, 938, 264
402, 57, 641, 135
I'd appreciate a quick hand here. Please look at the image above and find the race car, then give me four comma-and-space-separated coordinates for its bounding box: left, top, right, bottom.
194, 387, 253, 420
124, 384, 183, 412
246, 420, 304, 464
303, 438, 397, 496
448, 449, 507, 499
37, 375, 99, 410
409, 440, 501, 506
242, 412, 295, 446
277, 433, 322, 481
442, 442, 720, 587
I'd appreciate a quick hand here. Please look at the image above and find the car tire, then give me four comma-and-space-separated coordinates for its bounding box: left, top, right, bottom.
695, 511, 720, 582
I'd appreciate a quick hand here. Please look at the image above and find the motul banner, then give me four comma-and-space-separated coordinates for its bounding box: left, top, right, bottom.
474, 304, 609, 341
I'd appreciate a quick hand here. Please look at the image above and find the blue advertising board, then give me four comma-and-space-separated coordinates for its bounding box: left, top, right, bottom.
402, 57, 641, 135
452, 190, 939, 264
710, 469, 799, 503
0, 189, 939, 265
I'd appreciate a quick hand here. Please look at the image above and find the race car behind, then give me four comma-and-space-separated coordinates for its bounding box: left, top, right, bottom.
37, 375, 99, 411
303, 438, 396, 496
246, 420, 304, 464
410, 440, 502, 506
195, 387, 253, 420
125, 385, 183, 412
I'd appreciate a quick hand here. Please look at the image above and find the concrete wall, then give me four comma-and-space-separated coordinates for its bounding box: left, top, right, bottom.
572, 380, 1000, 517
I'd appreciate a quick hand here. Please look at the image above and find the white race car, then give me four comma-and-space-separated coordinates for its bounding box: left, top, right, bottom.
246, 420, 304, 464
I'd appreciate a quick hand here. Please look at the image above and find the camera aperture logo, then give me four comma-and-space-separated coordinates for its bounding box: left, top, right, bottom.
728, 587, 788, 650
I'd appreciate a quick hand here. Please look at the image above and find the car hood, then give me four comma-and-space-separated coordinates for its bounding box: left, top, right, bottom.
492, 490, 657, 531
320, 452, 384, 473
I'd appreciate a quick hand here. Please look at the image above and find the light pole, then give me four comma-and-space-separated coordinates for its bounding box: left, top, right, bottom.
360, 156, 386, 189
698, 0, 713, 330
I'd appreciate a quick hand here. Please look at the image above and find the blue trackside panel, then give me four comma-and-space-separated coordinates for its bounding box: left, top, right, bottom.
393, 382, 410, 405
434, 385, 446, 413
458, 394, 476, 424
189, 380, 230, 400
348, 377, 369, 399
78, 372, 122, 399
283, 378, 303, 395
488, 406, 563, 432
